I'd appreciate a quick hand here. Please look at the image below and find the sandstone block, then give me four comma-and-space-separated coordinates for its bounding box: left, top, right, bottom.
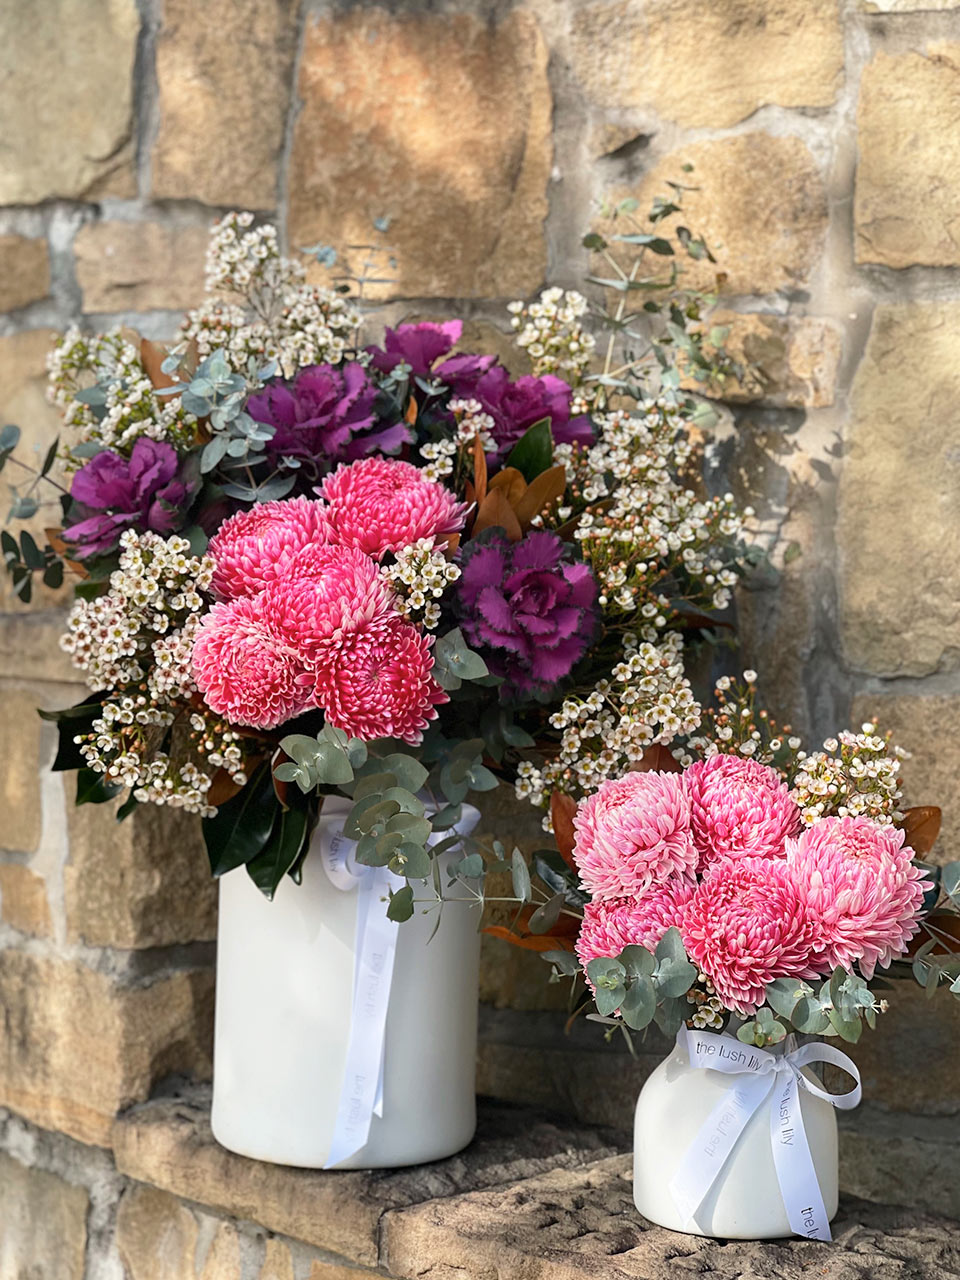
0, 1151, 88, 1280
74, 221, 209, 313
0, 952, 214, 1147
571, 0, 843, 127
0, 864, 52, 937
685, 311, 842, 407
862, 2, 960, 14
383, 1156, 960, 1280
837, 303, 960, 677
851, 691, 960, 861
0, 615, 78, 683
0, 235, 50, 312
113, 1092, 623, 1266
153, 0, 298, 207
117, 1186, 200, 1280
65, 797, 217, 949
856, 46, 960, 267
0, 685, 45, 853
601, 135, 827, 297
289, 8, 551, 299
0, 0, 137, 203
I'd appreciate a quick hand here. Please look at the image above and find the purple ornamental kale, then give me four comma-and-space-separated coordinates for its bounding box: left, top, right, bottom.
367, 320, 497, 384
63, 438, 196, 559
442, 364, 594, 463
247, 362, 406, 473
456, 528, 599, 701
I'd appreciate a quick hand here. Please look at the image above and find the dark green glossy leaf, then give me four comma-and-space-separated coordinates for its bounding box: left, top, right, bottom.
116, 792, 140, 821
40, 437, 59, 477
245, 803, 310, 899
505, 416, 553, 483
202, 762, 277, 877
43, 559, 64, 589
76, 767, 123, 805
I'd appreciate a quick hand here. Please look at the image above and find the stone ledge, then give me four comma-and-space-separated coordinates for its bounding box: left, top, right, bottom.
112, 1089, 629, 1268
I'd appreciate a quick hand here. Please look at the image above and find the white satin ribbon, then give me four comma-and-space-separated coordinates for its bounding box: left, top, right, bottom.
668, 1025, 861, 1242
318, 806, 403, 1169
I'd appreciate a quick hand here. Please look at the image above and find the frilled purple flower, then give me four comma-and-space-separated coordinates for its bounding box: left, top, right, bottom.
443, 364, 593, 463
367, 320, 463, 379
248, 362, 406, 473
456, 528, 599, 701
63, 438, 195, 559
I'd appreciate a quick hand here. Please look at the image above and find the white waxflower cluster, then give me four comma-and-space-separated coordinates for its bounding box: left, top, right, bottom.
418, 436, 457, 483
62, 531, 213, 691
381, 539, 461, 630
181, 212, 361, 379
687, 974, 726, 1030
515, 631, 701, 821
449, 398, 496, 452
563, 402, 748, 618
508, 287, 596, 384
47, 328, 198, 457
791, 724, 907, 826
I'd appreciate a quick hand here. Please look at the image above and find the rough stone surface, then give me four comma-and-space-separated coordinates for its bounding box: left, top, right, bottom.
863, 0, 960, 7
838, 302, 960, 677
839, 1106, 960, 1219
74, 221, 210, 313
153, 0, 299, 207
856, 46, 960, 268
289, 8, 551, 299
384, 1156, 960, 1279
686, 311, 843, 407
570, 0, 843, 128
0, 952, 214, 1147
117, 1185, 200, 1280
0, 329, 71, 615
0, 0, 137, 203
0, 1150, 88, 1280
112, 1091, 626, 1266
65, 797, 217, 949
0, 615, 77, 683
0, 864, 52, 937
851, 691, 960, 861
0, 235, 50, 311
0, 686, 45, 853
605, 135, 827, 296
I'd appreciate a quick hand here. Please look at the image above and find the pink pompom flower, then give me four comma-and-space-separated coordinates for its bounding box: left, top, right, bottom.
686, 753, 801, 868
318, 457, 468, 558
575, 879, 696, 982
314, 621, 448, 745
261, 545, 397, 662
572, 771, 698, 901
192, 595, 313, 730
786, 816, 930, 979
682, 856, 823, 1015
207, 496, 330, 600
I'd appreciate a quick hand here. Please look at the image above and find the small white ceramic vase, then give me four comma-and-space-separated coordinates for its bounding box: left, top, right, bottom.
633, 1035, 839, 1238
211, 801, 482, 1169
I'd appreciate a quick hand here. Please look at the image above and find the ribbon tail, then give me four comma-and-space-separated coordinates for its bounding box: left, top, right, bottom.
668, 1072, 774, 1230
769, 1067, 833, 1242
324, 867, 401, 1169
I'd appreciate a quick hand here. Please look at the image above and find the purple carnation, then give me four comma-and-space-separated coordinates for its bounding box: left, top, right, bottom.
443, 364, 593, 463
247, 362, 406, 474
456, 528, 599, 700
63, 438, 195, 559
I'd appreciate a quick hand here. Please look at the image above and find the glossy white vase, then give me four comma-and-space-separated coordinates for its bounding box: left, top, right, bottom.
633, 1036, 839, 1238
211, 801, 482, 1169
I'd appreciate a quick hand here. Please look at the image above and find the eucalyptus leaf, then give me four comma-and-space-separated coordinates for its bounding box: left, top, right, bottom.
511, 847, 532, 902
620, 975, 656, 1030
527, 892, 564, 934
386, 885, 415, 923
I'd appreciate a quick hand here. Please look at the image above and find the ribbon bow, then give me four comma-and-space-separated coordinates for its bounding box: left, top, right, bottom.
668, 1025, 861, 1242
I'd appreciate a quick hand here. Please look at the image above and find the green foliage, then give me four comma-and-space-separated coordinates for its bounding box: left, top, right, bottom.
583, 928, 697, 1033
432, 628, 489, 692
504, 417, 553, 482
202, 762, 278, 877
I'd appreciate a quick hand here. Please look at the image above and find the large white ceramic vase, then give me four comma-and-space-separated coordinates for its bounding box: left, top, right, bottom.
633, 1035, 839, 1238
211, 800, 482, 1169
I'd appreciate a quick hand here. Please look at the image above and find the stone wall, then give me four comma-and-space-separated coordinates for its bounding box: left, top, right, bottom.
1, 0, 959, 1274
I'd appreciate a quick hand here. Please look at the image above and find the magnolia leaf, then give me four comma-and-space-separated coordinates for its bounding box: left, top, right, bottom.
472, 487, 522, 541
550, 790, 578, 870
899, 806, 942, 856
513, 464, 567, 529
505, 417, 553, 483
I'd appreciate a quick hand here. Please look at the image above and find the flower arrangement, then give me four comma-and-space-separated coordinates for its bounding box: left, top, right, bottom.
537, 674, 959, 1047
2, 197, 768, 921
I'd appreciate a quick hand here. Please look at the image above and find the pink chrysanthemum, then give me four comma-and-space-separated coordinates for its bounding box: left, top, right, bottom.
572, 771, 698, 902
192, 596, 312, 730
208, 496, 330, 600
575, 879, 696, 982
261, 545, 397, 661
313, 621, 448, 745
685, 753, 801, 868
681, 856, 823, 1015
786, 816, 930, 979
318, 457, 468, 558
